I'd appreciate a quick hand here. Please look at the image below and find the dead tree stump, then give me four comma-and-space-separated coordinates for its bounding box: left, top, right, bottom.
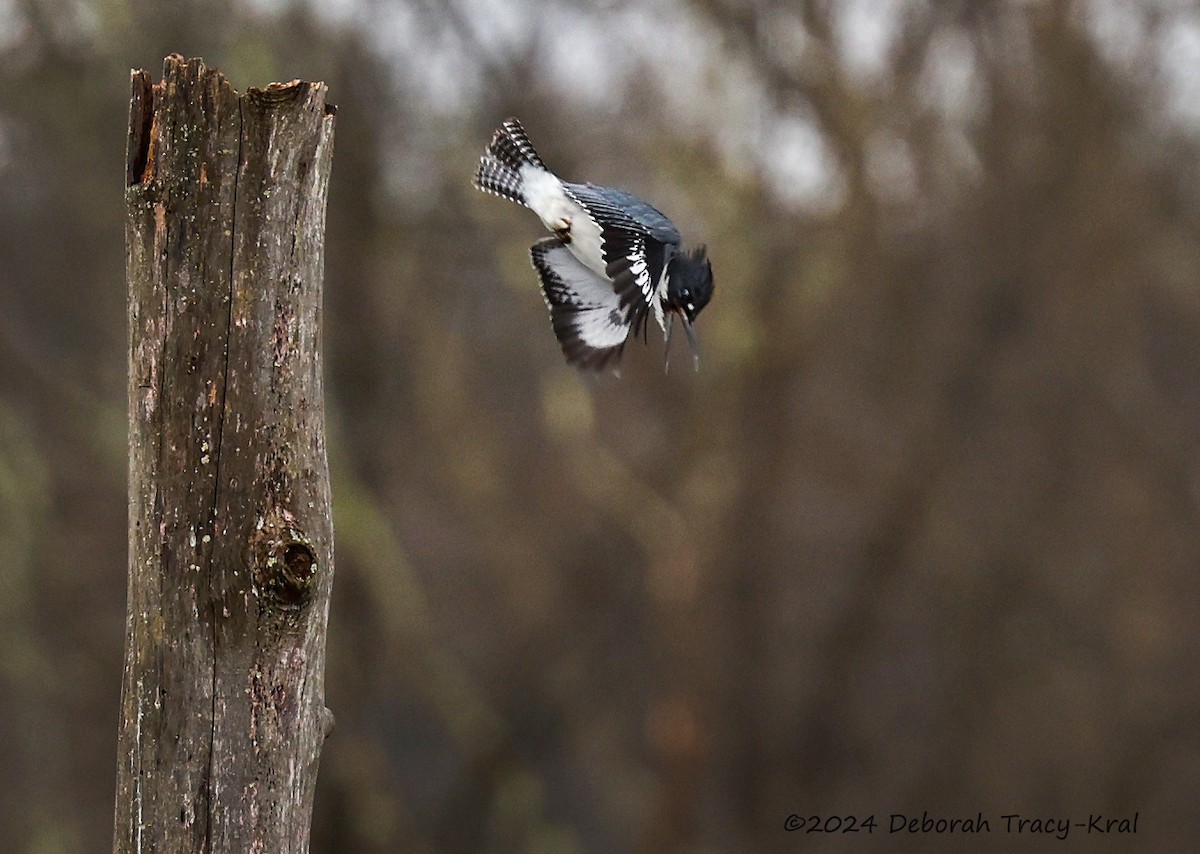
116, 54, 337, 853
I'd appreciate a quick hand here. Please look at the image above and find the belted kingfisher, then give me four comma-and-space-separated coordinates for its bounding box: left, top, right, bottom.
474, 117, 714, 371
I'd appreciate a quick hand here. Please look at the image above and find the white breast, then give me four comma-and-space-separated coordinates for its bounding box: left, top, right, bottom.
520, 165, 607, 279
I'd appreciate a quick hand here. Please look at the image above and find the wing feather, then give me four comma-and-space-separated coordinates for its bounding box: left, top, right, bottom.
603, 233, 667, 339
560, 183, 677, 334
530, 237, 633, 370
561, 183, 680, 244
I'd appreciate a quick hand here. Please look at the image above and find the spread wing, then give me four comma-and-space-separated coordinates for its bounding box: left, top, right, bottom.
603, 232, 669, 339
530, 237, 633, 371
561, 183, 681, 244
561, 182, 678, 335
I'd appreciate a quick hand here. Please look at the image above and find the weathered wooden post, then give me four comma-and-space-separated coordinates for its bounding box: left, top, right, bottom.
116, 55, 336, 852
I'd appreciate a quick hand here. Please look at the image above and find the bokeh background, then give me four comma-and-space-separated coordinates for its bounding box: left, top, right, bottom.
3, 0, 1200, 851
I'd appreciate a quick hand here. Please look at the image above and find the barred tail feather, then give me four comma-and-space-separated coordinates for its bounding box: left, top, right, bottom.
473, 117, 547, 205
475, 156, 525, 204
489, 118, 545, 171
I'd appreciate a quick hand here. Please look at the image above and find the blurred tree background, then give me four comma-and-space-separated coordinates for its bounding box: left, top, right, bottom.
2, 0, 1199, 851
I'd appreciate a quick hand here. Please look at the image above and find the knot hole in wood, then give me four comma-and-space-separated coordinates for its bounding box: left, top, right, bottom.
280, 542, 316, 594
253, 516, 321, 613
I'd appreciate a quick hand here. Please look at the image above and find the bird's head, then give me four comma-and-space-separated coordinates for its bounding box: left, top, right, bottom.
665, 245, 714, 323
662, 246, 714, 370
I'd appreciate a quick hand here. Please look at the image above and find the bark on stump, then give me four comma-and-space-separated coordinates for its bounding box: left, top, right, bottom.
116, 54, 337, 853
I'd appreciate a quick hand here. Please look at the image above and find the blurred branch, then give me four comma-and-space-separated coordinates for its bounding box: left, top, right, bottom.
0, 403, 79, 850
332, 429, 577, 850
332, 440, 505, 755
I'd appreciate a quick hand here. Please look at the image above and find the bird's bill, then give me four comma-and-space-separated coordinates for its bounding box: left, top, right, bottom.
663, 309, 701, 373
679, 312, 701, 371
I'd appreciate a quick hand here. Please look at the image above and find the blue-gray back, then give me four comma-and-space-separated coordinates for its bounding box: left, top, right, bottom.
562, 182, 681, 246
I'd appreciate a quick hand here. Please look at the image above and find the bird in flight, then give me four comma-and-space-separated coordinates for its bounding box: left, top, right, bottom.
474, 117, 714, 372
